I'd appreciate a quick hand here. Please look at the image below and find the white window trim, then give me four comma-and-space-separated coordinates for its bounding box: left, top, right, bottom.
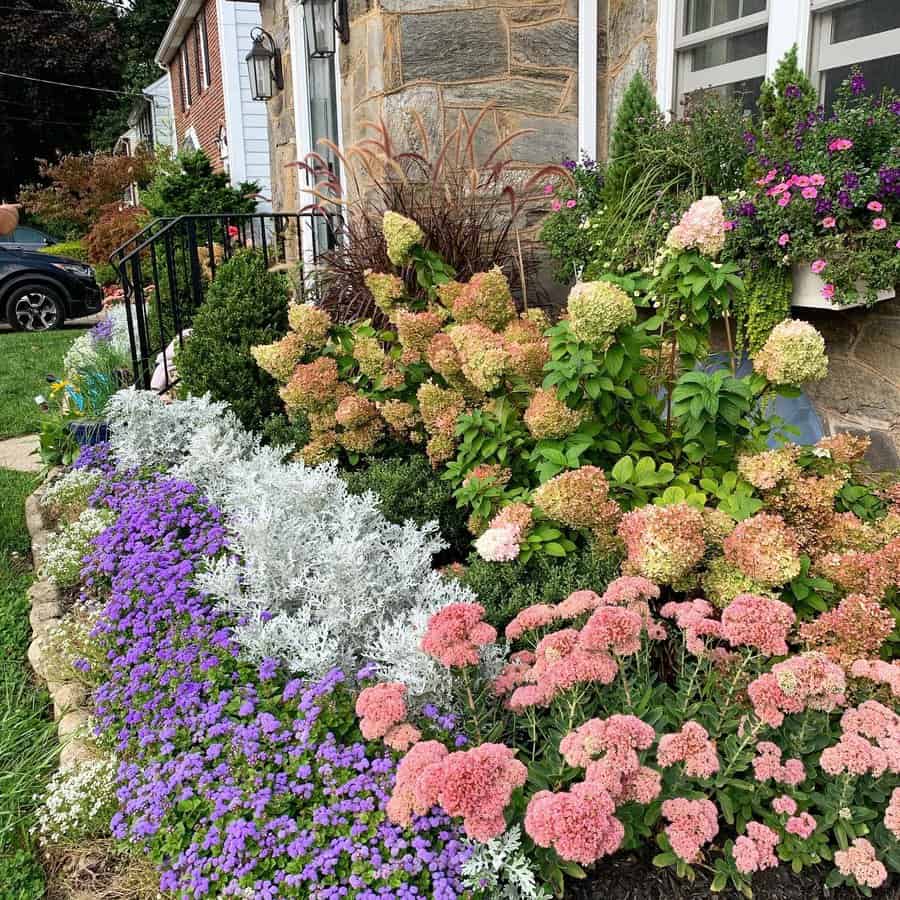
198, 10, 210, 91
577, 0, 598, 158
179, 44, 192, 109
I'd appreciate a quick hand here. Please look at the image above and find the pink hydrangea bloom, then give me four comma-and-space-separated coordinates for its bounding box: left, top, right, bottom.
421, 602, 497, 668
661, 798, 719, 863
720, 593, 796, 656
733, 822, 779, 874
772, 795, 797, 815
723, 513, 801, 588
525, 781, 625, 864
786, 812, 816, 839
474, 524, 521, 562
618, 503, 706, 586
579, 605, 644, 656
505, 604, 559, 641
657, 721, 719, 778
356, 682, 408, 740
834, 839, 888, 889
666, 195, 727, 257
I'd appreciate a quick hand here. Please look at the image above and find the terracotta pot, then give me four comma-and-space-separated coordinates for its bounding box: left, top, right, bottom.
0, 204, 19, 237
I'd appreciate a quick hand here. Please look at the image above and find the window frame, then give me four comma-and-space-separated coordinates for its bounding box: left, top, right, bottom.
197, 9, 211, 92
179, 43, 192, 110
810, 1, 900, 99
674, 0, 769, 103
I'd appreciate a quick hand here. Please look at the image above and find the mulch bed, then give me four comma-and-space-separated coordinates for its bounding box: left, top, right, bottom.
569, 855, 899, 899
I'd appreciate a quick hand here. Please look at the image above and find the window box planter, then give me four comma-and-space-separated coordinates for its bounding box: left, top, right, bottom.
791, 263, 895, 311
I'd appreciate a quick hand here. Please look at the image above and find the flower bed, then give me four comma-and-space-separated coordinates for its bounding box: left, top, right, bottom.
27, 382, 899, 898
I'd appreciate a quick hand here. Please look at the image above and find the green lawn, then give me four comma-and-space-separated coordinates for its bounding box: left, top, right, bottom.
0, 468, 58, 897
0, 329, 86, 439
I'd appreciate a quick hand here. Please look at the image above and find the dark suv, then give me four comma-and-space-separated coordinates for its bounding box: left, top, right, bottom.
0, 246, 103, 331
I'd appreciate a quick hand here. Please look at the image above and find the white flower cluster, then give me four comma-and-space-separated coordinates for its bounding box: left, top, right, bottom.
40, 468, 101, 522
43, 507, 115, 588
462, 826, 552, 900
44, 605, 104, 686
33, 756, 118, 845
63, 306, 131, 378
100, 390, 476, 701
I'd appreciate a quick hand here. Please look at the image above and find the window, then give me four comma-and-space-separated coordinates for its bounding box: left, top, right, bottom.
179, 44, 192, 109
305, 53, 341, 251
812, 0, 900, 108
675, 0, 768, 113
197, 10, 211, 91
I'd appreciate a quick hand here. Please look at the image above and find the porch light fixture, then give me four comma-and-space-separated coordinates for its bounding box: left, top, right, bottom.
302, 0, 350, 59
246, 27, 283, 101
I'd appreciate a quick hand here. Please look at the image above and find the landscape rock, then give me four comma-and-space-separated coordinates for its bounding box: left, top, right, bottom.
52, 683, 89, 721
58, 709, 91, 742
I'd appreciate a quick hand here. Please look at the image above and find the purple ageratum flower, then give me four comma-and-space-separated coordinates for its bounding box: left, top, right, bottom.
851, 72, 866, 95
71, 460, 471, 898
90, 318, 114, 344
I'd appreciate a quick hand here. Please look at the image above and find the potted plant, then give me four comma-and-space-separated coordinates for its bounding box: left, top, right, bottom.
728, 67, 900, 310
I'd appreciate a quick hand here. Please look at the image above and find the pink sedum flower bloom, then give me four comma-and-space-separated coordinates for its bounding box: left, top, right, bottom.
657, 721, 719, 778
383, 723, 422, 752
661, 798, 719, 863
733, 822, 779, 874
835, 839, 887, 889
786, 812, 817, 839
720, 593, 796, 656
885, 788, 900, 840
505, 604, 559, 641
356, 682, 408, 740
421, 603, 497, 668
772, 795, 797, 815
579, 605, 644, 657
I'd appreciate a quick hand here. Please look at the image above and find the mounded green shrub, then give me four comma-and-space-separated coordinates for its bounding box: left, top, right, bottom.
177, 250, 289, 432
40, 240, 87, 262
343, 454, 470, 560
460, 547, 622, 628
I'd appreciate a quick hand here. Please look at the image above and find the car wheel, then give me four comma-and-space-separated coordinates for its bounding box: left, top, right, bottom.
5, 285, 65, 331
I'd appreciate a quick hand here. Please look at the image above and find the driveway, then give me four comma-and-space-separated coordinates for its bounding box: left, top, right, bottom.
0, 313, 104, 332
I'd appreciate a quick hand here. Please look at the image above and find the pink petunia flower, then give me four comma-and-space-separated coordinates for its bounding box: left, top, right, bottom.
778, 232, 790, 247
867, 200, 883, 212
566, 198, 577, 208
810, 259, 827, 274
543, 184, 554, 195
810, 174, 826, 186
724, 220, 736, 231
828, 138, 854, 152
821, 283, 836, 300
821, 216, 836, 228
802, 187, 818, 199
777, 193, 792, 207
873, 217, 887, 230
551, 199, 562, 212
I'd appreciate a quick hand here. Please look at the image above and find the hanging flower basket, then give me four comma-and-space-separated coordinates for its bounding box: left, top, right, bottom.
790, 263, 895, 311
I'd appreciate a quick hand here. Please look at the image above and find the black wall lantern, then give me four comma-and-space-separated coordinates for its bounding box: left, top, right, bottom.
302, 0, 350, 59
246, 27, 284, 101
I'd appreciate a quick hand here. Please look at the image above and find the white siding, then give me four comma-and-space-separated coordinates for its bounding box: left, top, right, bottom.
217, 0, 273, 210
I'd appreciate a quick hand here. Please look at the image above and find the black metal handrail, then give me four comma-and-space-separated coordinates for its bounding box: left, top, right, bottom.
109, 211, 341, 390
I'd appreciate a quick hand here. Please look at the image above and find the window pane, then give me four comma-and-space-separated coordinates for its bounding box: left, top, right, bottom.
692, 26, 767, 71
833, 0, 900, 43
15, 227, 43, 241
686, 0, 765, 33
685, 75, 764, 115
823, 53, 900, 108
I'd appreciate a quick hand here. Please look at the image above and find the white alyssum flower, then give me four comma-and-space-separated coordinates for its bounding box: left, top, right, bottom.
43, 507, 115, 588
33, 756, 118, 845
41, 468, 102, 520
461, 825, 551, 899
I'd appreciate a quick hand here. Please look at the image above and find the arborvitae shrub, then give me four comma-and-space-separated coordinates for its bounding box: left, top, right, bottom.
177, 251, 289, 432
756, 46, 817, 153
605, 72, 661, 200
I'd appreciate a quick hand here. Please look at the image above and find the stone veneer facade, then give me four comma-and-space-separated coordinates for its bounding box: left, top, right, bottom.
260, 0, 897, 465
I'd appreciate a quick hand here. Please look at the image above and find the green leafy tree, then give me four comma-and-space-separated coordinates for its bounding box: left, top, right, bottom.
177, 251, 289, 431
141, 150, 258, 218
605, 72, 661, 200
756, 45, 817, 155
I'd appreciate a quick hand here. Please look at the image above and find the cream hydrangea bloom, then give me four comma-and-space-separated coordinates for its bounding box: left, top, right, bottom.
753, 319, 828, 385
566, 281, 636, 347
382, 211, 424, 266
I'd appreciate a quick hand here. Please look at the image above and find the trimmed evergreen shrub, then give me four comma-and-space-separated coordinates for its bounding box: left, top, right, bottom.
177, 251, 289, 432
756, 45, 817, 154
343, 454, 470, 561
460, 548, 621, 628
605, 72, 661, 200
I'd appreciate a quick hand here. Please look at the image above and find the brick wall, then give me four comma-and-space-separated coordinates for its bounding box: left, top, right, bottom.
170, 0, 227, 171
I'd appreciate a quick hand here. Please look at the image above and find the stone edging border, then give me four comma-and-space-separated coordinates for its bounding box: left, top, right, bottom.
24, 482, 97, 770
